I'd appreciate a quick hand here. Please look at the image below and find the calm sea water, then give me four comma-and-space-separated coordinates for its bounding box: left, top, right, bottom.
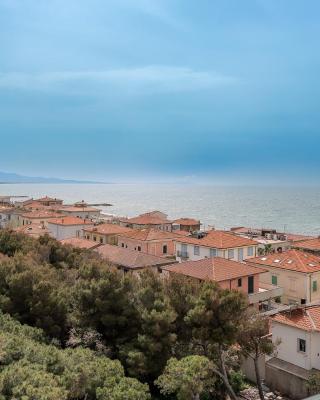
0, 183, 320, 236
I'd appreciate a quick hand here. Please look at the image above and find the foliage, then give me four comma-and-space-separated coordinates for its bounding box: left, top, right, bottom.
155, 355, 216, 400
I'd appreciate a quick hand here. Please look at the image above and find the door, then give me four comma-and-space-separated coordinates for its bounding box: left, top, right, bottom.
181, 244, 188, 258
238, 248, 244, 261
248, 276, 254, 294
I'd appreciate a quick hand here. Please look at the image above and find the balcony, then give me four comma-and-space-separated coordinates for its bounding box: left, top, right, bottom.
177, 250, 189, 259
248, 282, 283, 305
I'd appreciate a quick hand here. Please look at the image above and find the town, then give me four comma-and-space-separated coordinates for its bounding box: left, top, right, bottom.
0, 193, 319, 399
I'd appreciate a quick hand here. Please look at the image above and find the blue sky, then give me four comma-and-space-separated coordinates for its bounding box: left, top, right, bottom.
0, 0, 320, 183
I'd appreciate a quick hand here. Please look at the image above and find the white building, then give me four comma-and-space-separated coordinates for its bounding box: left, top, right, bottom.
47, 216, 94, 240
266, 305, 320, 399
58, 201, 101, 220
175, 230, 258, 262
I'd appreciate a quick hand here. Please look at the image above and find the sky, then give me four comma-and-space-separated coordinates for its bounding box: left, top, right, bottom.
0, 0, 320, 183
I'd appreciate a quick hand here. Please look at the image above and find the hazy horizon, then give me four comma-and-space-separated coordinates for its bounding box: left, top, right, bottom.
1, 0, 320, 183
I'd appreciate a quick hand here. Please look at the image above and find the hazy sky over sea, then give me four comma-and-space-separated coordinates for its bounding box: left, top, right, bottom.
0, 0, 319, 183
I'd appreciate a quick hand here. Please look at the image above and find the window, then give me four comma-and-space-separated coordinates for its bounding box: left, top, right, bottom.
163, 245, 168, 254
238, 278, 242, 287
313, 281, 318, 292
298, 338, 306, 353
100, 238, 103, 244
138, 246, 141, 251
194, 246, 200, 256
271, 275, 278, 285
210, 248, 217, 257
228, 249, 234, 259
247, 246, 254, 256
93, 236, 97, 242
121, 243, 124, 248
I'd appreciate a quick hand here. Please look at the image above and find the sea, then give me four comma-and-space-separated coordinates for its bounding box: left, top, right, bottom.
0, 183, 320, 236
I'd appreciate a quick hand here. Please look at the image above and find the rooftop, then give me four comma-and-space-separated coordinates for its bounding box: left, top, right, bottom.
247, 249, 320, 273
59, 237, 99, 249
118, 228, 181, 241
14, 223, 49, 236
48, 216, 94, 226
176, 230, 258, 249
21, 211, 62, 219
96, 244, 176, 269
294, 238, 320, 252
173, 218, 200, 226
83, 223, 134, 235
59, 205, 100, 212
272, 305, 320, 332
162, 257, 265, 282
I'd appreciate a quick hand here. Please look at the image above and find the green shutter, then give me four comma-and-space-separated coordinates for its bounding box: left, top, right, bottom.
313, 281, 318, 292
272, 275, 278, 285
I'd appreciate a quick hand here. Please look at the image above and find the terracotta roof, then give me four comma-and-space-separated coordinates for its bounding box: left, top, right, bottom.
176, 230, 258, 249
59, 237, 99, 249
294, 238, 320, 251
126, 214, 171, 225
83, 223, 134, 235
285, 233, 315, 242
118, 228, 181, 241
162, 257, 265, 281
21, 211, 62, 219
272, 306, 320, 332
14, 224, 49, 236
37, 196, 63, 202
48, 216, 94, 226
248, 249, 320, 273
59, 206, 100, 212
172, 230, 191, 237
173, 218, 200, 226
96, 244, 177, 269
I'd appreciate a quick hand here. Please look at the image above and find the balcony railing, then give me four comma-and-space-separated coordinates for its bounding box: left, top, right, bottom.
248, 283, 283, 304
177, 251, 189, 259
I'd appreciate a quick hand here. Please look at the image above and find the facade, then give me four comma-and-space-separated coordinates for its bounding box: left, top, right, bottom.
58, 202, 101, 219
266, 306, 320, 399
36, 196, 63, 207
120, 211, 172, 232
47, 217, 94, 240
175, 230, 259, 262
162, 257, 282, 308
117, 228, 180, 257
247, 250, 320, 305
172, 218, 201, 233
19, 211, 63, 227
83, 223, 134, 245
96, 244, 177, 273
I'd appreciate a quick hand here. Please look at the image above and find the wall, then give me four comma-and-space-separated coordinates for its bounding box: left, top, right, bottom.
259, 267, 309, 304
272, 321, 311, 370
118, 237, 175, 256
48, 223, 94, 240
175, 242, 258, 262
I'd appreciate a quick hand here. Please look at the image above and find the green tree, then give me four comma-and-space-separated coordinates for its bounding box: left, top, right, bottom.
238, 309, 280, 400
155, 355, 216, 400
96, 377, 150, 400
122, 271, 177, 382
185, 282, 248, 400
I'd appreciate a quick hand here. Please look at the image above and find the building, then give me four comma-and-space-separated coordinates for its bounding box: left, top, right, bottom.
59, 237, 100, 250
13, 223, 49, 238
96, 244, 177, 273
120, 211, 172, 231
266, 305, 320, 399
47, 216, 94, 240
58, 201, 101, 219
294, 238, 320, 256
36, 196, 63, 207
83, 223, 134, 245
117, 228, 180, 257
0, 207, 14, 228
172, 218, 201, 233
162, 257, 282, 308
247, 250, 320, 305
0, 196, 11, 205
19, 211, 63, 227
175, 230, 259, 262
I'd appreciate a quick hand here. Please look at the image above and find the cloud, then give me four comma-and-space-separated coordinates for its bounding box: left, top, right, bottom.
0, 66, 238, 94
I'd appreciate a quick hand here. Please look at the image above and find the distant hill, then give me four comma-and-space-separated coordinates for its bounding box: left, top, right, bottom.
0, 171, 102, 184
